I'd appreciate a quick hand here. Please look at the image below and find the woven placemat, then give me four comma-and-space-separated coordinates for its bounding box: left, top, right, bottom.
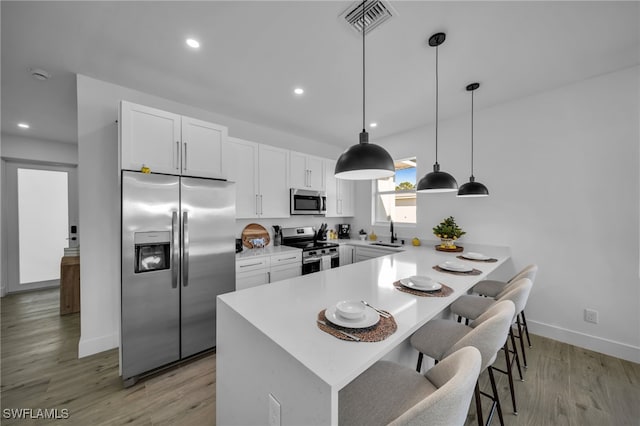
456, 255, 498, 263
433, 265, 482, 275
393, 281, 454, 297
317, 309, 397, 342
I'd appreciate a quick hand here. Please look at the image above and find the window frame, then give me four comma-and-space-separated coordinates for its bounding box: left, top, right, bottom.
371, 157, 417, 228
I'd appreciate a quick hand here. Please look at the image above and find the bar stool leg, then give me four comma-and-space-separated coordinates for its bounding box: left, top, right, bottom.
521, 311, 532, 347
474, 382, 484, 426
488, 367, 505, 426
516, 316, 528, 368
502, 342, 518, 414
509, 328, 524, 381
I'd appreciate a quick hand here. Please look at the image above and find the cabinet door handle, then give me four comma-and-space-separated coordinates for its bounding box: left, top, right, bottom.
268, 271, 271, 283
260, 194, 263, 215
256, 194, 259, 215
183, 142, 188, 171
176, 141, 180, 170
308, 169, 312, 187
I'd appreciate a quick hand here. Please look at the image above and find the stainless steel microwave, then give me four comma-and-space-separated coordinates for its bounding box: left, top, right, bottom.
290, 188, 326, 215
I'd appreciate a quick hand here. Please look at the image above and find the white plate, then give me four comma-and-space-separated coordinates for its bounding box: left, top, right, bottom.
461, 252, 490, 261
325, 305, 380, 329
400, 276, 442, 292
438, 261, 473, 273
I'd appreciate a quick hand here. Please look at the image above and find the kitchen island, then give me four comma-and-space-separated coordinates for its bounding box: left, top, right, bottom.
217, 242, 510, 425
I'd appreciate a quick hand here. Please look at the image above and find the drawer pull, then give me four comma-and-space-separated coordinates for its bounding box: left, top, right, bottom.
278, 257, 297, 261
240, 262, 263, 268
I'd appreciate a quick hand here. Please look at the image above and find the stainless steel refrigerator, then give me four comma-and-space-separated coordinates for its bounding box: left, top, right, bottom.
121, 171, 235, 386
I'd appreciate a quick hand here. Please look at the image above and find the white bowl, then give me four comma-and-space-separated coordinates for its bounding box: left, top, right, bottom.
335, 300, 365, 320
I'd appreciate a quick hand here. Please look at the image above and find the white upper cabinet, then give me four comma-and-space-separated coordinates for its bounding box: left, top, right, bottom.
222, 137, 290, 219
120, 101, 226, 179
290, 151, 324, 191
120, 101, 182, 175
258, 144, 290, 218
223, 137, 259, 218
324, 159, 354, 217
181, 116, 226, 179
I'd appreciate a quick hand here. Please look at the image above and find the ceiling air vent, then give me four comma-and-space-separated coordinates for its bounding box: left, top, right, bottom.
340, 0, 397, 35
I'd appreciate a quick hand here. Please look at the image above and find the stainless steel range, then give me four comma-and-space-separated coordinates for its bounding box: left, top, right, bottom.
281, 226, 339, 275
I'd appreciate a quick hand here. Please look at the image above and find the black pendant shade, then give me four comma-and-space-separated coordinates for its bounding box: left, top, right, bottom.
335, 131, 395, 179
334, 0, 395, 180
457, 176, 489, 197
417, 32, 457, 193
417, 163, 459, 193
457, 82, 489, 197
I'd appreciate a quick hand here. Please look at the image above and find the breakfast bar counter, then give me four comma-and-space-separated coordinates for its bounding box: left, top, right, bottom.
217, 242, 511, 426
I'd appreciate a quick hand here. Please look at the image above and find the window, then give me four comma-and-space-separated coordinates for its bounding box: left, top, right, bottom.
374, 158, 416, 224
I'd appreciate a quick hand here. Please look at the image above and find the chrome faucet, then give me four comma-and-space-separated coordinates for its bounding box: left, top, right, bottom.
390, 220, 397, 243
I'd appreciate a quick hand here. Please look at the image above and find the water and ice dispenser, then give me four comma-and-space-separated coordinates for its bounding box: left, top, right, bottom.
134, 231, 171, 273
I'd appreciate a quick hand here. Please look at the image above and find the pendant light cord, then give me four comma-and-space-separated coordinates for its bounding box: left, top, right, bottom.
434, 44, 439, 164
362, 0, 366, 133
470, 88, 474, 177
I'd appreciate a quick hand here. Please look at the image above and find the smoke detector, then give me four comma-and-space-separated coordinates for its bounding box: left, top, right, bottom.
340, 0, 397, 36
29, 68, 51, 81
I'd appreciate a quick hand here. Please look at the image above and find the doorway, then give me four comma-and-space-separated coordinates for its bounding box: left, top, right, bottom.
3, 161, 78, 294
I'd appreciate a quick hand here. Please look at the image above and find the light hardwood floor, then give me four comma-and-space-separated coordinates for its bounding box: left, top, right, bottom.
2, 289, 639, 425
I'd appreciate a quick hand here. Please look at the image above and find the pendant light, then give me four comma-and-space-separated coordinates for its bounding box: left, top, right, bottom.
335, 0, 394, 180
457, 82, 489, 197
417, 32, 458, 193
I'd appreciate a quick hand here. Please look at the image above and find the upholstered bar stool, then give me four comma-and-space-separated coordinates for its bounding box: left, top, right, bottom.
453, 278, 533, 367
472, 264, 538, 347
409, 301, 516, 426
339, 346, 482, 426
450, 278, 533, 415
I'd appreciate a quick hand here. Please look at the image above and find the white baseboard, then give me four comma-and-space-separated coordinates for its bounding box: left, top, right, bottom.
528, 320, 640, 364
78, 333, 119, 358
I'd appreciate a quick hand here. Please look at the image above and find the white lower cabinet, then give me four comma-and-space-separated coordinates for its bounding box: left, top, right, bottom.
236, 257, 270, 291
354, 246, 398, 263
339, 245, 354, 265
236, 250, 302, 291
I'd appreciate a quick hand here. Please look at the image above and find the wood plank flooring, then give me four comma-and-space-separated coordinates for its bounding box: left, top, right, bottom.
2, 289, 638, 425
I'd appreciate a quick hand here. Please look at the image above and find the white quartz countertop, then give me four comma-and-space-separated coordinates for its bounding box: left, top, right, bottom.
235, 244, 301, 260
221, 242, 510, 389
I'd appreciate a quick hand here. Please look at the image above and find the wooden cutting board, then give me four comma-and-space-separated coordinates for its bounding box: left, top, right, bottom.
241, 223, 270, 248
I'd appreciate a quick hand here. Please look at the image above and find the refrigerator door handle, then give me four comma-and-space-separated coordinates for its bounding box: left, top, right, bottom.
172, 211, 179, 288
182, 211, 189, 287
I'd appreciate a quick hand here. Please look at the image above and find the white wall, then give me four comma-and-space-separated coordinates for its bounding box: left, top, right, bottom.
1, 133, 78, 165
76, 74, 344, 357
361, 66, 640, 362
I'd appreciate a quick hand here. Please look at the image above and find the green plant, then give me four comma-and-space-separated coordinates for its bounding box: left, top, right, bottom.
432, 216, 466, 240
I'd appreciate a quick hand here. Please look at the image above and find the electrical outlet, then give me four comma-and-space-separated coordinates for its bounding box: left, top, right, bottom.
268, 393, 281, 426
584, 308, 599, 324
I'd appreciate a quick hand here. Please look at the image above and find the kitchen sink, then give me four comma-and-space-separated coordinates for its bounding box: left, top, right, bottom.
370, 242, 402, 248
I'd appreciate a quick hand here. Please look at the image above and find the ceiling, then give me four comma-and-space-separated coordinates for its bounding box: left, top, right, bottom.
2, 1, 639, 148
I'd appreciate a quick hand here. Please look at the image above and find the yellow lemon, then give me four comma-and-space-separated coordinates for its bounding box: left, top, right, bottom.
412, 237, 421, 246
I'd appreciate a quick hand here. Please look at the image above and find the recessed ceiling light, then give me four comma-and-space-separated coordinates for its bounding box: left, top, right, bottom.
18, 123, 30, 129
186, 38, 200, 49
369, 122, 378, 128
294, 88, 304, 95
